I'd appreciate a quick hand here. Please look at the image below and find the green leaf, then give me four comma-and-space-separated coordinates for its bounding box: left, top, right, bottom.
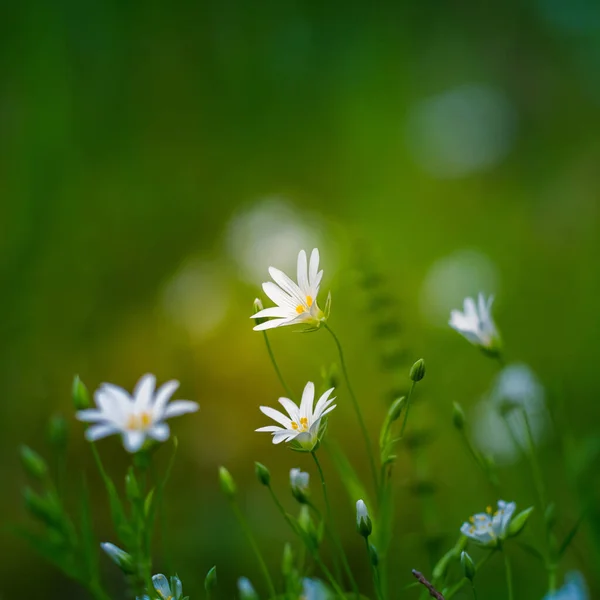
515, 541, 545, 563
558, 512, 586, 558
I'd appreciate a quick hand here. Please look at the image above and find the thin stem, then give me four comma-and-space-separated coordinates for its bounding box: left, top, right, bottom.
399, 382, 416, 439
364, 538, 384, 600
311, 452, 360, 597
504, 552, 514, 600
323, 323, 378, 492
230, 501, 277, 599
445, 551, 496, 599
262, 330, 296, 400
314, 555, 348, 600
471, 583, 479, 600
521, 407, 547, 512
459, 429, 501, 493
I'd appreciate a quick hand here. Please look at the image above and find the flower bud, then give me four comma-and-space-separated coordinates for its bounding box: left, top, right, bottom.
253, 298, 265, 326
19, 445, 48, 480
100, 542, 134, 574
204, 566, 217, 593
23, 487, 62, 528
452, 402, 466, 430
72, 375, 90, 410
254, 462, 271, 486
461, 551, 476, 581
356, 499, 372, 538
368, 543, 379, 566
506, 506, 534, 538
47, 414, 68, 449
282, 543, 294, 576
388, 396, 406, 423
298, 505, 320, 549
237, 577, 259, 600
218, 466, 237, 499
409, 358, 426, 382
290, 468, 310, 504
125, 467, 140, 502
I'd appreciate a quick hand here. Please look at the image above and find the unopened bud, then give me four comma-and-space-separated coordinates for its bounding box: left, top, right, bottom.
20, 445, 47, 480
72, 375, 90, 410
388, 396, 406, 422
368, 543, 379, 566
204, 566, 217, 593
218, 466, 236, 499
101, 542, 134, 574
452, 402, 466, 430
23, 488, 62, 528
47, 414, 68, 449
125, 467, 140, 501
290, 468, 310, 504
237, 577, 259, 600
410, 358, 426, 382
253, 299, 265, 325
254, 462, 271, 486
356, 499, 372, 538
461, 551, 476, 581
507, 506, 534, 538
282, 543, 294, 575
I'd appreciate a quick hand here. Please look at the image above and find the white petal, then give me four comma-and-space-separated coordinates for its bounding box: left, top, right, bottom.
278, 397, 300, 420
85, 424, 119, 441
308, 248, 320, 289
76, 409, 105, 423
252, 307, 293, 319
162, 400, 199, 419
152, 380, 180, 418
99, 384, 132, 407
259, 406, 292, 428
148, 423, 170, 442
297, 249, 309, 293
463, 297, 478, 320
268, 267, 305, 305
255, 425, 284, 433
262, 281, 296, 310
272, 431, 293, 444
299, 382, 315, 418
151, 575, 172, 598
253, 318, 294, 331
133, 374, 156, 410
317, 404, 336, 419
122, 430, 145, 453
313, 387, 335, 416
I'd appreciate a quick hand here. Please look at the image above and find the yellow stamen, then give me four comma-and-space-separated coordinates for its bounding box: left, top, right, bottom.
126, 414, 138, 430
295, 305, 304, 314
469, 516, 475, 524
486, 505, 492, 515
291, 422, 299, 430
493, 510, 500, 517
140, 412, 151, 427
306, 295, 313, 307
300, 417, 308, 427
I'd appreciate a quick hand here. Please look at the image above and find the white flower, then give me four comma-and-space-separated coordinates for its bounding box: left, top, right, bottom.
77, 374, 198, 453
356, 499, 372, 537
449, 293, 500, 353
302, 578, 332, 600
237, 577, 258, 599
101, 542, 132, 572
460, 500, 517, 547
251, 248, 328, 331
543, 572, 588, 600
256, 382, 336, 450
137, 574, 184, 600
290, 468, 310, 502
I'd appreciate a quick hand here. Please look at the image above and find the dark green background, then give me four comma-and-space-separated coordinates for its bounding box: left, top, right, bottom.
1, 0, 599, 598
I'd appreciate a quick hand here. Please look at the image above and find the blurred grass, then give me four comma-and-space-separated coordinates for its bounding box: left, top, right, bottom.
1, 0, 600, 598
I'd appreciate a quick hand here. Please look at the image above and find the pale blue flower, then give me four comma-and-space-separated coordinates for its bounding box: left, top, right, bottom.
137, 574, 185, 600
303, 578, 333, 600
460, 500, 516, 547
543, 572, 588, 600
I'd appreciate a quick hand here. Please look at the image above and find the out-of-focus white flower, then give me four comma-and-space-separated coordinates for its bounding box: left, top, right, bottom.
473, 363, 550, 465
101, 542, 133, 572
77, 374, 198, 453
543, 572, 588, 600
256, 382, 335, 450
137, 574, 184, 600
460, 500, 516, 547
252, 248, 329, 331
290, 468, 310, 502
356, 499, 372, 537
449, 293, 501, 354
302, 578, 332, 600
237, 577, 259, 600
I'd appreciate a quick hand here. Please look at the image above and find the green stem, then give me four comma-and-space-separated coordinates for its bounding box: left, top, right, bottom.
323, 323, 378, 492
521, 408, 547, 512
364, 538, 384, 600
231, 501, 277, 599
262, 330, 296, 400
399, 382, 416, 439
459, 429, 501, 493
471, 583, 478, 600
314, 555, 348, 600
311, 452, 361, 597
504, 552, 514, 600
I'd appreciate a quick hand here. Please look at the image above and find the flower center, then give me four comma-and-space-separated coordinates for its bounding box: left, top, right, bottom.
290, 417, 309, 432
126, 411, 152, 431
295, 296, 314, 314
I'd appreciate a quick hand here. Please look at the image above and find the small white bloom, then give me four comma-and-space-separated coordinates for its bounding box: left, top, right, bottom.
302, 578, 332, 600
256, 382, 336, 450
101, 542, 132, 572
137, 574, 184, 600
460, 500, 517, 547
251, 248, 328, 331
356, 499, 372, 537
449, 293, 500, 353
290, 468, 310, 502
543, 572, 589, 600
237, 577, 258, 599
77, 374, 199, 453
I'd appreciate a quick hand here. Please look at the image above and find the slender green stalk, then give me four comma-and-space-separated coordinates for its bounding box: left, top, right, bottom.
470, 583, 479, 600
314, 555, 348, 600
323, 323, 378, 491
504, 552, 514, 600
445, 551, 496, 599
230, 502, 277, 598
262, 330, 296, 400
311, 452, 361, 597
521, 408, 547, 511
399, 381, 416, 439
364, 538, 384, 600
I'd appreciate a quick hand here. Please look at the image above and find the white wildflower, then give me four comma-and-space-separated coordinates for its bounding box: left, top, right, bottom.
449, 293, 500, 353
460, 500, 517, 547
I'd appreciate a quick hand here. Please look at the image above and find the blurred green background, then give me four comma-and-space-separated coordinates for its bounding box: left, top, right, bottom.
2, 0, 600, 597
